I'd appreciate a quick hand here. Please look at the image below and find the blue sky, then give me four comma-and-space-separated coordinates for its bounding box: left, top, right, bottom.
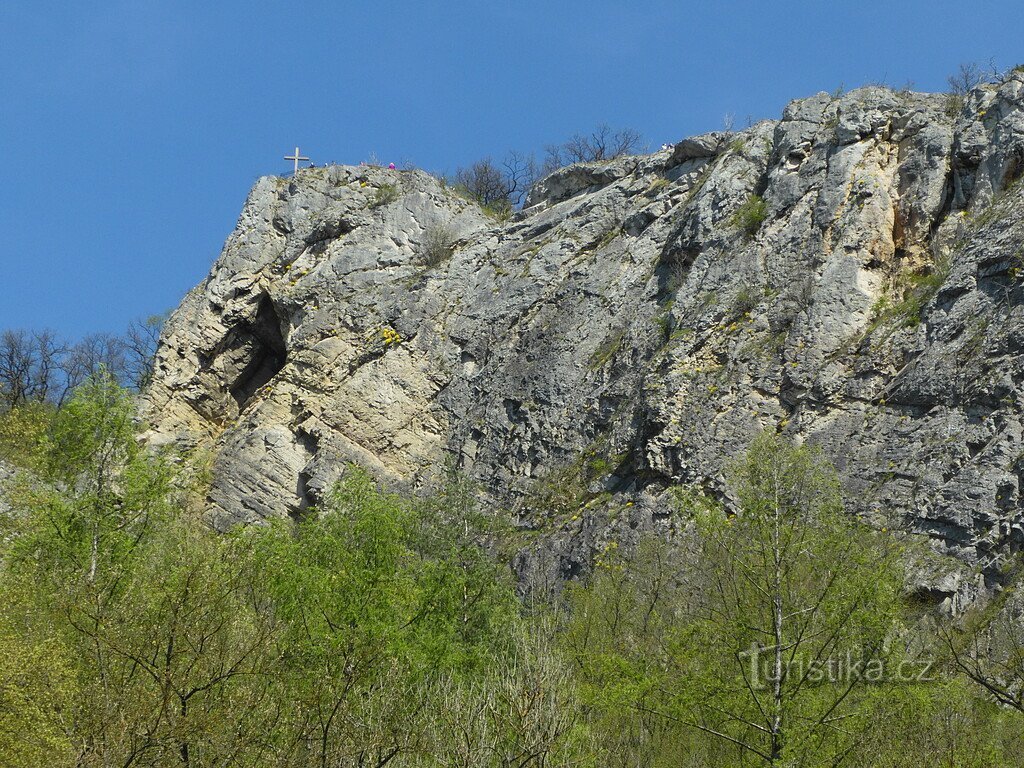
2, 0, 1022, 338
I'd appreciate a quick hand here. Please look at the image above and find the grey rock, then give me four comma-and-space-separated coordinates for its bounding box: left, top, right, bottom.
524, 156, 639, 207
0, 461, 11, 516
144, 80, 1024, 605
668, 131, 729, 163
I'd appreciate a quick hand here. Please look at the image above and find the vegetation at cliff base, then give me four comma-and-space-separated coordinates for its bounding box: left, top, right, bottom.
1, 377, 1024, 766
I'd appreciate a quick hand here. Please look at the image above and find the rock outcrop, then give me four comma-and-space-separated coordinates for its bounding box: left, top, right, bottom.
144, 76, 1024, 606
0, 461, 11, 516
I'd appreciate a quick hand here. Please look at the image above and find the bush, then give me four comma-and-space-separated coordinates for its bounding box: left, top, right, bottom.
867, 255, 951, 334
482, 198, 514, 223
420, 222, 456, 267
451, 153, 537, 213
370, 183, 400, 208
454, 158, 514, 206
944, 62, 984, 118
730, 194, 768, 238
731, 285, 760, 317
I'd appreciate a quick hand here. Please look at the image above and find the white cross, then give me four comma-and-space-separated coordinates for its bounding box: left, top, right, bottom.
284, 146, 310, 174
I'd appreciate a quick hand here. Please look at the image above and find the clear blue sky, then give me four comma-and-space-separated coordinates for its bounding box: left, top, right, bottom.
2, 0, 1021, 338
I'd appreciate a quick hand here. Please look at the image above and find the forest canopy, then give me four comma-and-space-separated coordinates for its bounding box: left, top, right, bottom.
1, 375, 1023, 767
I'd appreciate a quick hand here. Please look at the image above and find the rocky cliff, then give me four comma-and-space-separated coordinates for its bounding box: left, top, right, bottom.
144, 76, 1024, 607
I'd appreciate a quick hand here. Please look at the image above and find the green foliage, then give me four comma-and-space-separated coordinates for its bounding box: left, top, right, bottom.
739, 329, 788, 360
5, 379, 1024, 766
370, 182, 400, 208
262, 467, 513, 667
524, 461, 588, 521
5, 375, 176, 591
589, 327, 626, 369
944, 93, 966, 119
0, 593, 76, 767
848, 677, 1024, 766
567, 433, 909, 765
483, 199, 514, 223
421, 617, 593, 766
0, 399, 55, 470
250, 467, 518, 764
730, 194, 768, 238
653, 309, 673, 342
0, 374, 263, 765
868, 255, 952, 335
0, 376, 522, 767
942, 578, 1024, 718
522, 439, 627, 525
731, 284, 760, 318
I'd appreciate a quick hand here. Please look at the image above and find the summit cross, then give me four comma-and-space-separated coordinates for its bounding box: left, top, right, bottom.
284, 146, 310, 174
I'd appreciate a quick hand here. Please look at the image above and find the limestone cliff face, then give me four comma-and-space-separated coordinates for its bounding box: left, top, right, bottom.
144, 77, 1024, 606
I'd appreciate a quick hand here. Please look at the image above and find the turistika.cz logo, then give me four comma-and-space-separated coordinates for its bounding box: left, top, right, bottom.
738, 646, 936, 689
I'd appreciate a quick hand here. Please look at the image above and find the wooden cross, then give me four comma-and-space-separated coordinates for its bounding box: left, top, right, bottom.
284, 146, 310, 174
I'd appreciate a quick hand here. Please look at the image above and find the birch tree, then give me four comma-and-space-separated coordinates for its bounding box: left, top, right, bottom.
569, 432, 905, 766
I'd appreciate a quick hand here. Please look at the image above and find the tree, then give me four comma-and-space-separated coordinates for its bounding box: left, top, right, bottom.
0, 591, 77, 768
424, 617, 591, 767
66, 520, 278, 768
0, 398, 55, 470
543, 124, 645, 173
0, 373, 278, 767
253, 467, 516, 767
455, 157, 515, 207
945, 62, 985, 118
124, 313, 167, 390
59, 333, 128, 402
0, 314, 166, 408
844, 677, 1024, 767
948, 62, 984, 96
453, 151, 539, 211
563, 536, 705, 766
943, 587, 1024, 716
0, 328, 66, 410
680, 433, 906, 764
567, 432, 906, 766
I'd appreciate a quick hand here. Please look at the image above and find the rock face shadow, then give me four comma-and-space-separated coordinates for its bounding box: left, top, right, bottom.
228, 295, 286, 411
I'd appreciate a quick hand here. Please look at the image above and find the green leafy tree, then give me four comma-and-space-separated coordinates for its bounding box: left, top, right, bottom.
0, 591, 77, 767
568, 432, 906, 766
0, 398, 55, 471
66, 520, 277, 767
1, 374, 277, 767
424, 617, 592, 767
847, 677, 1024, 767
565, 535, 730, 767
253, 467, 516, 766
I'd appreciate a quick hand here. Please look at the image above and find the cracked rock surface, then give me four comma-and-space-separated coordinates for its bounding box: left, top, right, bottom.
144, 77, 1024, 605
